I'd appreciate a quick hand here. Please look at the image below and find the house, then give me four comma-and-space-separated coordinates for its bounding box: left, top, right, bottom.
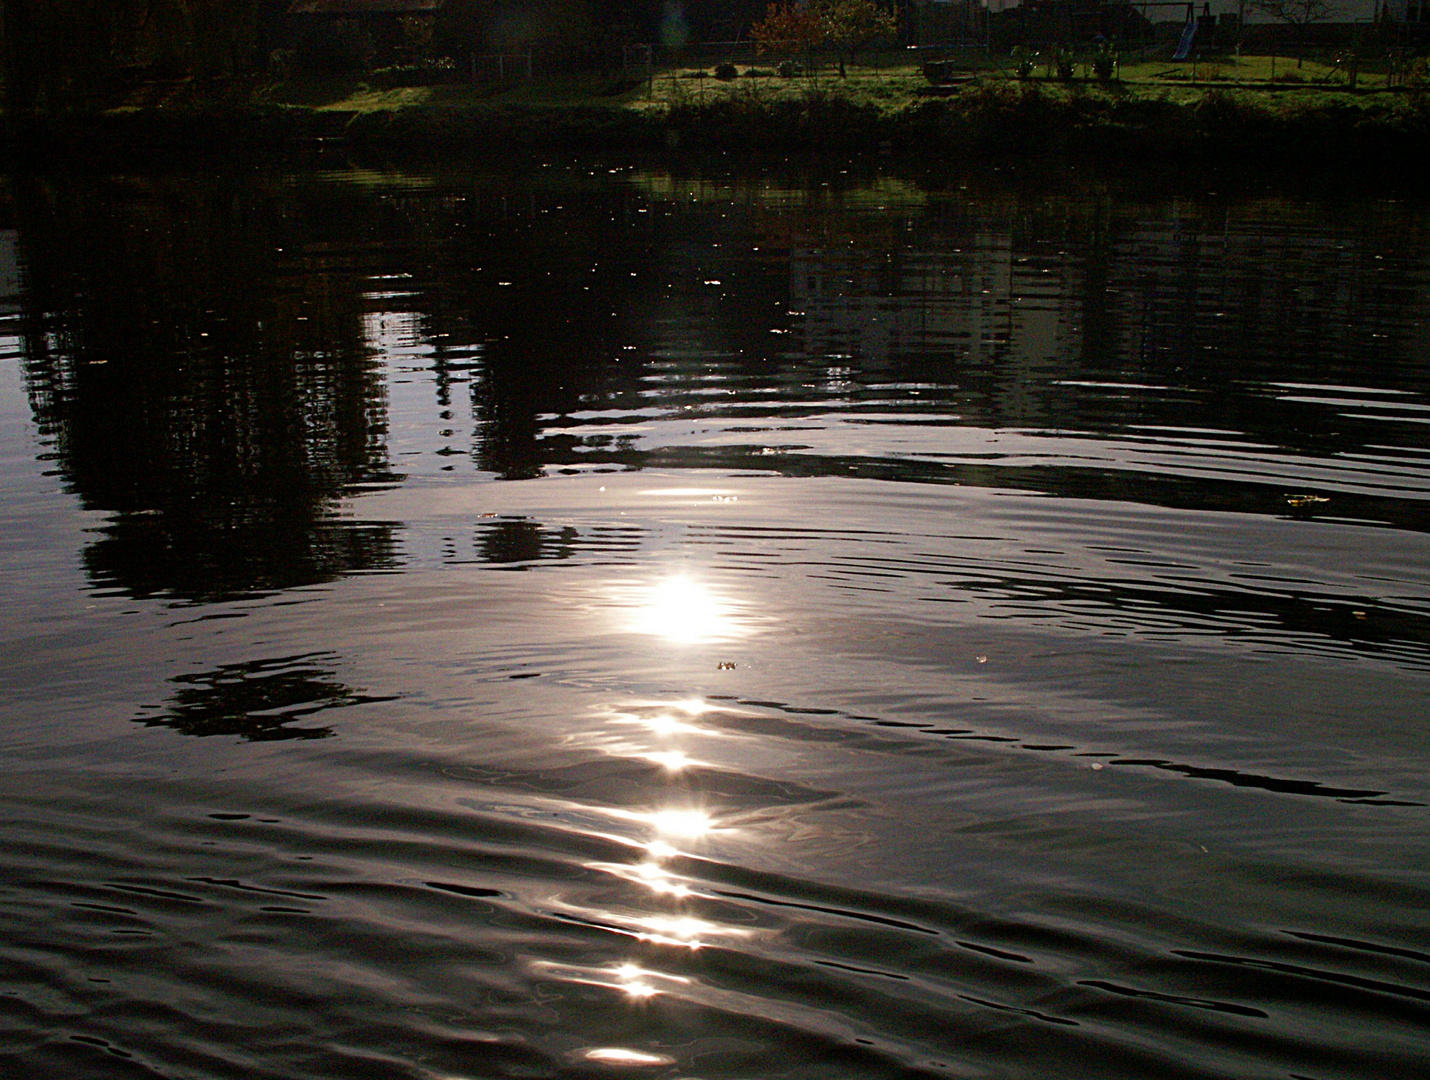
1379, 0, 1430, 21
990, 0, 1157, 47
287, 0, 446, 67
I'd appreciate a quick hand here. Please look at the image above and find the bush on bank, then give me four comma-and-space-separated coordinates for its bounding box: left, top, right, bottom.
654, 82, 1430, 163
5, 80, 1429, 169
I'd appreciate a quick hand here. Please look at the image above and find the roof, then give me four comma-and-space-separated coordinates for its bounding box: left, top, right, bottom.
289, 0, 444, 15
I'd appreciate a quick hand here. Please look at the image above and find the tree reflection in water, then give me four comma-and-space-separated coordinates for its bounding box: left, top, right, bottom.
474, 516, 578, 567
15, 172, 400, 601
135, 653, 396, 741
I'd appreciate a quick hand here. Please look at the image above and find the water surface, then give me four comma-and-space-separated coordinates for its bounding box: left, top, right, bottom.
1, 160, 1427, 1079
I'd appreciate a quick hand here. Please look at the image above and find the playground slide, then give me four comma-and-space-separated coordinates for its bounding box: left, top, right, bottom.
1172, 21, 1197, 61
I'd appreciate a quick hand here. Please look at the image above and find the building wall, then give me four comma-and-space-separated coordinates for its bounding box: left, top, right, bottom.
985, 0, 1384, 22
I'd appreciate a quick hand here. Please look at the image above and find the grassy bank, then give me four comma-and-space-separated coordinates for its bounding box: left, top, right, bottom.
5, 60, 1429, 169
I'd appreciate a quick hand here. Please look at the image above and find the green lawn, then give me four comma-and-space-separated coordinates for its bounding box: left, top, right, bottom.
250, 52, 1411, 119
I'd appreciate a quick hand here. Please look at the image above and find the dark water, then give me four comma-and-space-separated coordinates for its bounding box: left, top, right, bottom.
1, 159, 1428, 1080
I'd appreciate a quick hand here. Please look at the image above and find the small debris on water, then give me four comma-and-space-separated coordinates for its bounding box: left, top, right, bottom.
717, 661, 736, 670
976, 655, 988, 664
1091, 763, 1104, 770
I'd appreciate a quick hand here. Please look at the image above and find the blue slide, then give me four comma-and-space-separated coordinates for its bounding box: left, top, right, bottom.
1173, 21, 1197, 60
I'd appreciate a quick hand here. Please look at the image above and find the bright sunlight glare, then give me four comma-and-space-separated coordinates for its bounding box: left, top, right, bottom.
646, 809, 716, 838
627, 576, 742, 644
640, 750, 696, 772
584, 1048, 675, 1066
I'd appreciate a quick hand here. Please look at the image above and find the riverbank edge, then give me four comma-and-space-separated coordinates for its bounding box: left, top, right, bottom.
4, 87, 1428, 169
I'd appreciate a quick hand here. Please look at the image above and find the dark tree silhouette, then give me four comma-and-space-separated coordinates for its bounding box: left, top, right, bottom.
1250, 0, 1343, 66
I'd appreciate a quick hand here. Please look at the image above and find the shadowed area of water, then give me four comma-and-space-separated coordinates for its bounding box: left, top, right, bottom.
0, 160, 1427, 1079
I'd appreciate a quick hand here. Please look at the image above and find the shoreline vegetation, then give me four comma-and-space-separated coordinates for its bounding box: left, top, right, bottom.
5, 58, 1429, 170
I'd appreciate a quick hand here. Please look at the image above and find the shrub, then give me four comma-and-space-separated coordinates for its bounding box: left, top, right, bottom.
778, 60, 802, 78
714, 62, 738, 81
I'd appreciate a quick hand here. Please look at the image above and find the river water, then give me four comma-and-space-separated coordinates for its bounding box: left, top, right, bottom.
1, 159, 1427, 1079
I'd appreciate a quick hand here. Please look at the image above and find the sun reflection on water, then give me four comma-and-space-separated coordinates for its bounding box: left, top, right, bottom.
645, 808, 717, 839
639, 749, 697, 771
624, 575, 749, 644
614, 961, 690, 997
626, 913, 744, 950
576, 803, 731, 862
587, 858, 694, 898
583, 1047, 676, 1066
632, 859, 692, 897
534, 958, 691, 1002
599, 697, 730, 740
534, 687, 772, 1015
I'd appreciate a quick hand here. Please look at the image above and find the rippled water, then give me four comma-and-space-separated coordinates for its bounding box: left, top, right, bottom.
1, 161, 1428, 1079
